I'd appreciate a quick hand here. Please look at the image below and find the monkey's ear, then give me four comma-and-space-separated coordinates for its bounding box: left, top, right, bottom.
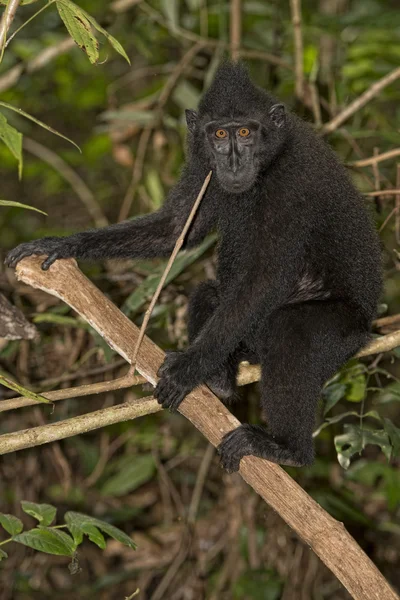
269, 104, 286, 128
185, 109, 198, 133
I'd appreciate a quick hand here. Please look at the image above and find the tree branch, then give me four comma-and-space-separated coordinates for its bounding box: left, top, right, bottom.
321, 66, 400, 135
0, 0, 20, 50
289, 0, 304, 101
230, 0, 241, 62
1, 256, 398, 600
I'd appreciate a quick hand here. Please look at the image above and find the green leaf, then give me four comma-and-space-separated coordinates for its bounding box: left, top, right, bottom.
0, 102, 80, 152
0, 548, 8, 561
313, 411, 359, 437
56, 0, 130, 64
81, 524, 106, 549
56, 0, 99, 64
0, 113, 22, 178
335, 425, 392, 469
21, 502, 57, 526
100, 455, 155, 497
322, 382, 346, 415
122, 234, 217, 316
0, 514, 23, 536
79, 6, 130, 64
0, 376, 52, 405
0, 200, 47, 215
13, 528, 76, 556
64, 512, 136, 550
346, 372, 366, 402
383, 418, 400, 457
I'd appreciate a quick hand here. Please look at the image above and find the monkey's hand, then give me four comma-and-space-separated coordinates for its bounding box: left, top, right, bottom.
5, 237, 77, 270
154, 351, 198, 411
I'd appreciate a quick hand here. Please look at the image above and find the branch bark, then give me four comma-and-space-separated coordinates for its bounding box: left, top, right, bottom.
289, 0, 304, 101
1, 256, 398, 600
0, 0, 20, 49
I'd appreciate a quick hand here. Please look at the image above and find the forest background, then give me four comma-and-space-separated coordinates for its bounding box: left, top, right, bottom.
0, 0, 399, 598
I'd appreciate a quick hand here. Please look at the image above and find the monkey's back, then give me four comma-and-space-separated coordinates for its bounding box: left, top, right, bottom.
262, 116, 383, 322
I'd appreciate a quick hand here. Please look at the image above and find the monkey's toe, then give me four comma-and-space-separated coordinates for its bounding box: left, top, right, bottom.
154, 377, 189, 411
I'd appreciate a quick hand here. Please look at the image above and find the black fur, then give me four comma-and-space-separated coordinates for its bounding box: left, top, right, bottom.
5, 63, 382, 472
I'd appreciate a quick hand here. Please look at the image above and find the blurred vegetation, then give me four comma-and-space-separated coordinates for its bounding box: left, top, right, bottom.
0, 0, 399, 598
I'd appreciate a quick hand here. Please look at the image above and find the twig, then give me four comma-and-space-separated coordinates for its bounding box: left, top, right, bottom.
349, 148, 400, 168
138, 1, 290, 70
365, 189, 400, 198
187, 443, 215, 524
1, 256, 398, 599
230, 0, 241, 62
0, 397, 161, 454
0, 0, 20, 52
379, 205, 398, 233
0, 371, 146, 413
0, 37, 76, 94
23, 137, 108, 228
130, 171, 212, 368
290, 0, 304, 101
321, 66, 400, 135
118, 126, 152, 222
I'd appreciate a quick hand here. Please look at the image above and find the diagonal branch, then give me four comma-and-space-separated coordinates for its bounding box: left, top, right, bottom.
321, 66, 400, 135
0, 256, 397, 600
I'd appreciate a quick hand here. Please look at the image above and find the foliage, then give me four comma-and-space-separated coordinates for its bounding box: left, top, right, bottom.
0, 501, 136, 563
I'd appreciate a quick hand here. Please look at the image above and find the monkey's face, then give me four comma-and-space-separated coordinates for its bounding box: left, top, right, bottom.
185, 104, 287, 194
204, 120, 262, 193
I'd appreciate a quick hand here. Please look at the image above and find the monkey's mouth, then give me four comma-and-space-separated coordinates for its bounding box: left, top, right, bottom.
219, 174, 256, 194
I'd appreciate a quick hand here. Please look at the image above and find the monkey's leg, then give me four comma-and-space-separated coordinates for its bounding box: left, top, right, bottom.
218, 300, 370, 472
187, 281, 242, 401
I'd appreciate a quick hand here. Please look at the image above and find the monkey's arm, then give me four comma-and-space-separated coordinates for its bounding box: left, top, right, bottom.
5, 171, 215, 270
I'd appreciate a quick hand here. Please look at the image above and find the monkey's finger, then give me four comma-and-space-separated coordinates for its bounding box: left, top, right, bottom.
41, 253, 59, 271
5, 247, 36, 268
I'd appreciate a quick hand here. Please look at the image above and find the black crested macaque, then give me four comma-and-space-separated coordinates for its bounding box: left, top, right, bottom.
6, 63, 382, 472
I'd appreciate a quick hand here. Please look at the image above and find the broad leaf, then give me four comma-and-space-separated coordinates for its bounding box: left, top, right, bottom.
57, 0, 99, 64
0, 548, 8, 561
21, 502, 57, 526
383, 418, 400, 457
13, 528, 76, 556
0, 113, 22, 177
335, 424, 392, 469
100, 455, 155, 497
56, 0, 130, 64
81, 524, 106, 549
65, 512, 136, 550
79, 5, 130, 64
0, 514, 23, 536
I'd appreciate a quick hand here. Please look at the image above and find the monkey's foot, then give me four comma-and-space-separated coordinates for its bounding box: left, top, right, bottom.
217, 424, 314, 473
154, 351, 195, 411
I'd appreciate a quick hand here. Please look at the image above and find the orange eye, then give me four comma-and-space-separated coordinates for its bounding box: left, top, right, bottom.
215, 129, 227, 139
239, 127, 250, 137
